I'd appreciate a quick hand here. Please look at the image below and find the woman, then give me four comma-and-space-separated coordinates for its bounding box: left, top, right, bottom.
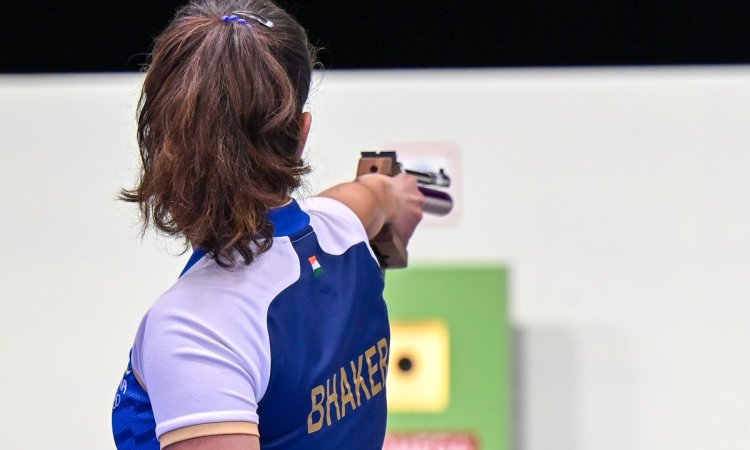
111, 1, 424, 449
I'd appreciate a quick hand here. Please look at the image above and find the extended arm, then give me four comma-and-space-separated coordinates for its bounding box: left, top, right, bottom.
318, 173, 425, 244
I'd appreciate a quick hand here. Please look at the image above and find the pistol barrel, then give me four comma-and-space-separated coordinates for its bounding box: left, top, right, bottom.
419, 186, 453, 216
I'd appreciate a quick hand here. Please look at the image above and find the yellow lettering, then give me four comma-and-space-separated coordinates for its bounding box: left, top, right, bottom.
377, 337, 389, 383
350, 355, 371, 406
339, 366, 357, 417
325, 374, 341, 425
365, 345, 382, 396
307, 385, 325, 434
310, 339, 390, 431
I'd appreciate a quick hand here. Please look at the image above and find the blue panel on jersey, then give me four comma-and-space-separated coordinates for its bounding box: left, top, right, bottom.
257, 229, 390, 449
112, 359, 159, 450
268, 200, 311, 237
179, 247, 208, 278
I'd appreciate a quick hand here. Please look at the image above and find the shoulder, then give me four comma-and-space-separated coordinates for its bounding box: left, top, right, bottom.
298, 196, 373, 257
153, 244, 301, 319
131, 245, 302, 385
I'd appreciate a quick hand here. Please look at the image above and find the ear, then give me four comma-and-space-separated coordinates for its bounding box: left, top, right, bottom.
296, 111, 312, 159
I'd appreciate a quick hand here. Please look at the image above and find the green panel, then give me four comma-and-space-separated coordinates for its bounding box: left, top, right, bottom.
383, 266, 511, 450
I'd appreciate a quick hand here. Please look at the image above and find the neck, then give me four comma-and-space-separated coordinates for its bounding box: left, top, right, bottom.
270, 196, 293, 209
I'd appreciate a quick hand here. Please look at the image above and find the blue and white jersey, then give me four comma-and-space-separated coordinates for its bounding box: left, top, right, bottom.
112, 197, 390, 449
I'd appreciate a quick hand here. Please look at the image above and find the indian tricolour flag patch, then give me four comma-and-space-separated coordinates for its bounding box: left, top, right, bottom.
308, 256, 324, 277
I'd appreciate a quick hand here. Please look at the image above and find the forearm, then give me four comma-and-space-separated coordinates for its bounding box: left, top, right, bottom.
317, 174, 395, 239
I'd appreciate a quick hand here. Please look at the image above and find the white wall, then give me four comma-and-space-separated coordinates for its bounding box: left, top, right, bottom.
1, 67, 749, 449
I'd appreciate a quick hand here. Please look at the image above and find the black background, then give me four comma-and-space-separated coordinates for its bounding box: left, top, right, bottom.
3, 0, 750, 73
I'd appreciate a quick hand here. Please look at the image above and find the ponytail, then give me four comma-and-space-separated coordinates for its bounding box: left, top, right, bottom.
121, 0, 315, 267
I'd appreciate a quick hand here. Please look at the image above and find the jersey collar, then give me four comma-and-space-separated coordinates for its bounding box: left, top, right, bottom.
267, 199, 310, 238
179, 199, 309, 277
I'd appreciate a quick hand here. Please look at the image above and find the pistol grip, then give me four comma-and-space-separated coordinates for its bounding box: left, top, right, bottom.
370, 224, 408, 269
357, 151, 408, 269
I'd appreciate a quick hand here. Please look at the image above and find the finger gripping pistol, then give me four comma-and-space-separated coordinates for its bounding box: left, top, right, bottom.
357, 151, 454, 269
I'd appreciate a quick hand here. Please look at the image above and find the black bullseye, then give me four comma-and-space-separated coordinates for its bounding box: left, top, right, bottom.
397, 356, 413, 373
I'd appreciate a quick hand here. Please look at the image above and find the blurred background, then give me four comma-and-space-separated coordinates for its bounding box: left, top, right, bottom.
1, 1, 749, 449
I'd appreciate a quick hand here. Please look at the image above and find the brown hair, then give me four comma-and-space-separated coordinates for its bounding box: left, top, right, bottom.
121, 0, 315, 267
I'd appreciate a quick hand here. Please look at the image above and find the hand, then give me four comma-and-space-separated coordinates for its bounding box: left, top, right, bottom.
318, 173, 425, 244
376, 173, 426, 244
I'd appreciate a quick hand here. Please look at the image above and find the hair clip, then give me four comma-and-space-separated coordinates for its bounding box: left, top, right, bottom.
221, 14, 253, 29
232, 11, 275, 28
